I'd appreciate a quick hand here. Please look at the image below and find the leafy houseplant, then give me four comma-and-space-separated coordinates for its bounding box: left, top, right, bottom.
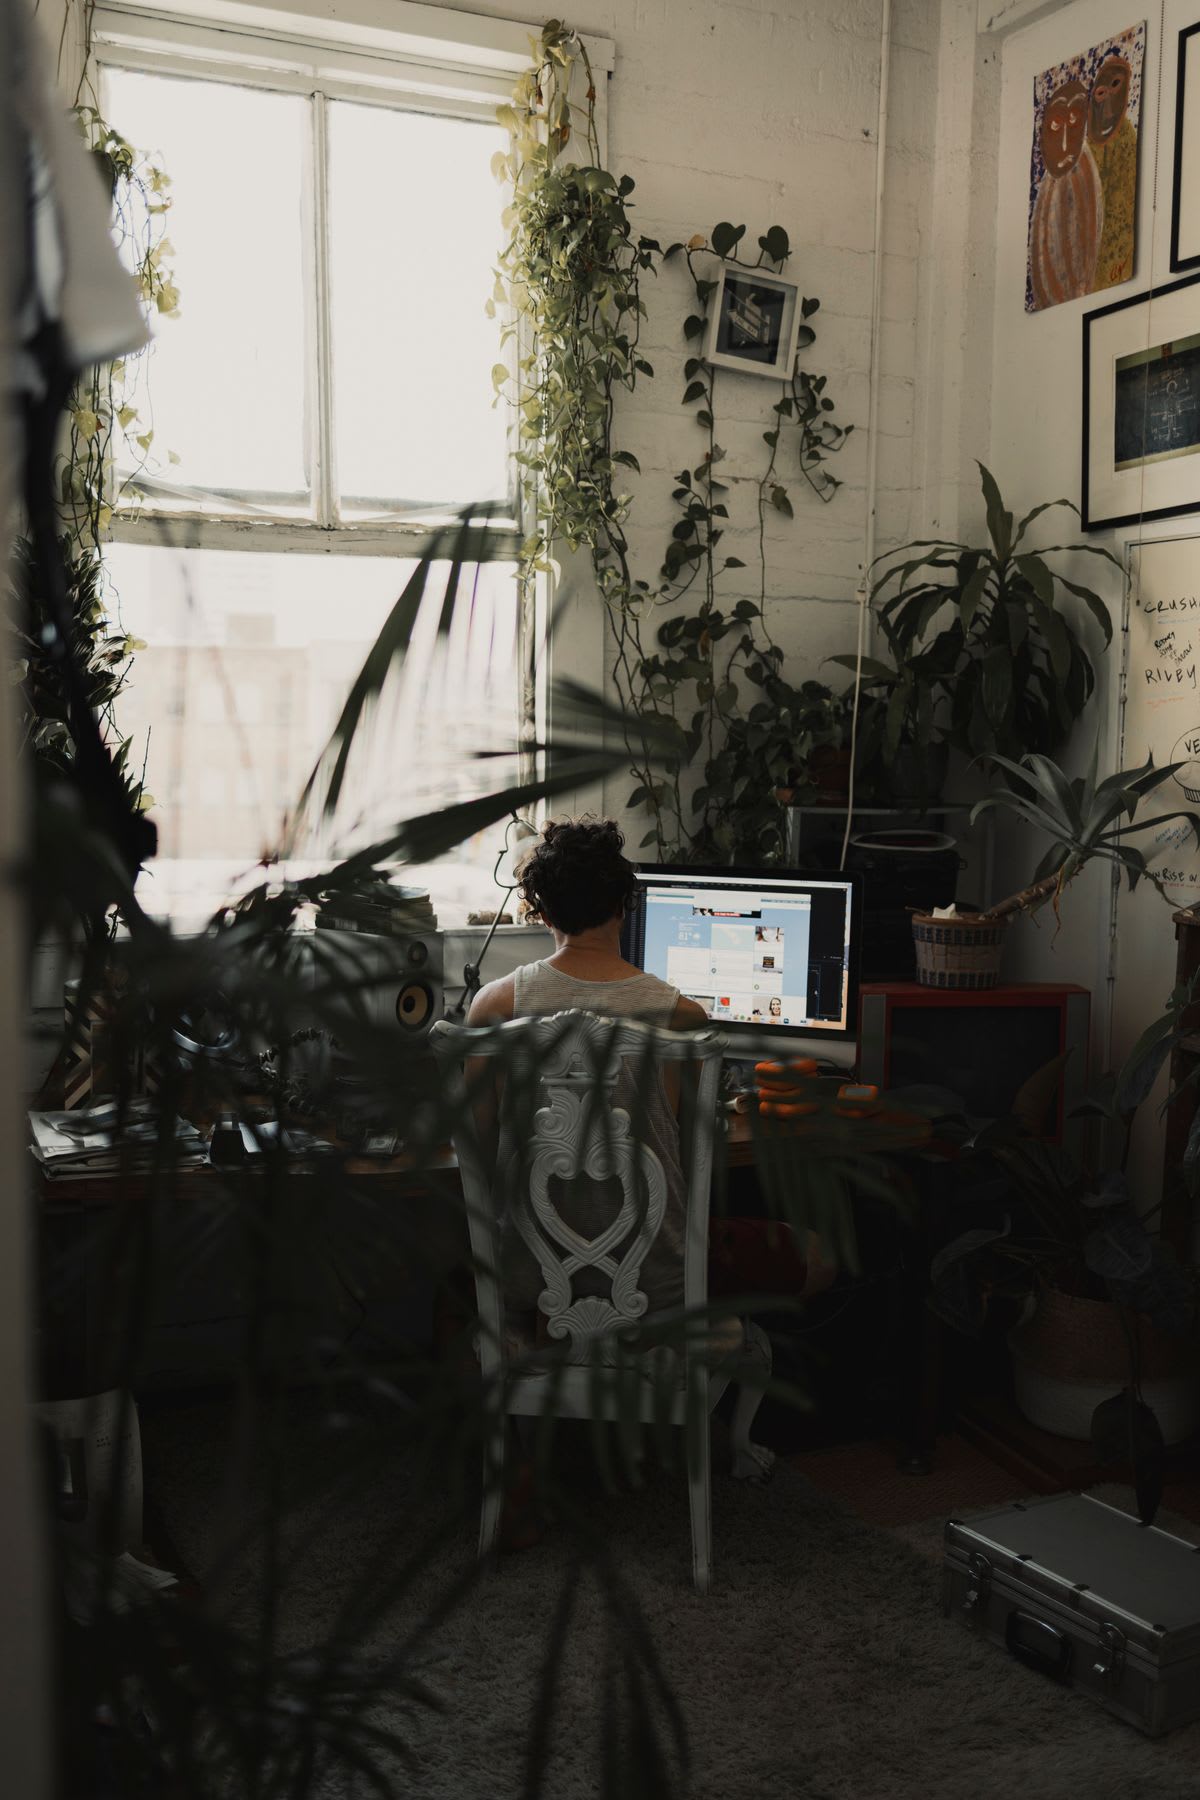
970, 749, 1200, 918
910, 749, 1200, 989
931, 982, 1200, 1525
493, 24, 850, 863
865, 463, 1118, 764
23, 32, 893, 1790
17, 104, 179, 945
27, 508, 899, 1793
694, 670, 846, 864
824, 631, 952, 811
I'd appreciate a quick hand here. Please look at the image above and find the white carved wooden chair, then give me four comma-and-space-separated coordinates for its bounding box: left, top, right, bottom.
430, 1008, 772, 1593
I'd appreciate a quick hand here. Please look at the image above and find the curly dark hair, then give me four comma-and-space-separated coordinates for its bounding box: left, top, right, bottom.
516, 816, 640, 935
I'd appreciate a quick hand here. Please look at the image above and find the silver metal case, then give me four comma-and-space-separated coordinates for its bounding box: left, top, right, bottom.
943, 1492, 1200, 1736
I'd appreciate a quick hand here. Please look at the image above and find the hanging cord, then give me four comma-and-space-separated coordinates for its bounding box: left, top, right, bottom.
451, 814, 535, 1017
839, 0, 892, 873
839, 583, 871, 873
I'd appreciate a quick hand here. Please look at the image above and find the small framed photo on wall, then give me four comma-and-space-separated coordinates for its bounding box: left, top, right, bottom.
1171, 21, 1200, 272
1082, 272, 1200, 530
703, 267, 800, 379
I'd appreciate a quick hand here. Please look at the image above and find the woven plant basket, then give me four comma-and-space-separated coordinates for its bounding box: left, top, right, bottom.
1008, 1287, 1200, 1444
911, 912, 1007, 990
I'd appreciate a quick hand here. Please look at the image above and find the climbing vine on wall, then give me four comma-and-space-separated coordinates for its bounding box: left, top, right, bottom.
14, 94, 180, 839
494, 20, 851, 861
66, 105, 180, 554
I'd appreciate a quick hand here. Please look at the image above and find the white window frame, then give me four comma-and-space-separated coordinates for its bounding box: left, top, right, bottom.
94, 0, 611, 823
92, 0, 612, 565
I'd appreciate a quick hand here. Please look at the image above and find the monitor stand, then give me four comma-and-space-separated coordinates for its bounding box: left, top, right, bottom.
717, 1026, 858, 1076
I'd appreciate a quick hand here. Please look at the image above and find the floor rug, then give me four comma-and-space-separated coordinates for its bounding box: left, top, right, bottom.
144, 1401, 1200, 1800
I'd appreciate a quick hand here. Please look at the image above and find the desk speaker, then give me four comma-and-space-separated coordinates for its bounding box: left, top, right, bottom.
309, 927, 444, 1037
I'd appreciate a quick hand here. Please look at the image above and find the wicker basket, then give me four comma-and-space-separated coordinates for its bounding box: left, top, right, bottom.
1008, 1287, 1200, 1444
911, 912, 1007, 989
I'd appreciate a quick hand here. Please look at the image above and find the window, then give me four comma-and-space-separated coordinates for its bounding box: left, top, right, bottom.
91, 3, 554, 925
108, 541, 520, 923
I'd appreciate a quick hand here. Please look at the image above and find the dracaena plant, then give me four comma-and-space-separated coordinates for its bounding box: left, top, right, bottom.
971, 748, 1200, 920
866, 462, 1119, 763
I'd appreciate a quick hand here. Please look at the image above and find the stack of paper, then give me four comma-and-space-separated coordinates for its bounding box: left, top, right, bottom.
30, 1101, 206, 1180
313, 878, 438, 938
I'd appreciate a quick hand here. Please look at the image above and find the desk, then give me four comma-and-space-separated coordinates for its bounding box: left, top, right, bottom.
34, 1104, 942, 1461
33, 1100, 933, 1204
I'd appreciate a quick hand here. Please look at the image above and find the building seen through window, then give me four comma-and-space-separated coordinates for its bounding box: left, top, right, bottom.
99, 56, 521, 925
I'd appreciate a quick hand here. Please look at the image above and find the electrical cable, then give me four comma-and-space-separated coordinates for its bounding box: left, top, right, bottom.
839, 583, 870, 873
839, 0, 891, 874
449, 812, 533, 1017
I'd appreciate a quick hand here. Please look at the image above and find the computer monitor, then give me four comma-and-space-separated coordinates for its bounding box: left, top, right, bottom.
623, 865, 862, 1071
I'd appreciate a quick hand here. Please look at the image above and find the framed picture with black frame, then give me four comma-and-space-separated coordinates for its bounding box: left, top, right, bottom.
1082, 272, 1200, 531
703, 265, 801, 380
1171, 21, 1200, 273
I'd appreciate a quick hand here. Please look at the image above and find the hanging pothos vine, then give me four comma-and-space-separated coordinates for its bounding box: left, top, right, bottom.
494, 21, 850, 862
65, 105, 181, 552
15, 95, 180, 842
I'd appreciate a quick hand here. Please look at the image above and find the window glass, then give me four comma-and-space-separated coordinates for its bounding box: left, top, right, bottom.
106, 543, 522, 925
102, 68, 310, 501
327, 102, 511, 512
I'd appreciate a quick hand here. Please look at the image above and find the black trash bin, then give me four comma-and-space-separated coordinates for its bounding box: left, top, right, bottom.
845, 828, 961, 980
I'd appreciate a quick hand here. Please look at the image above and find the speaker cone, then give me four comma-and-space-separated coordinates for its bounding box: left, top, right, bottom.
396, 981, 434, 1031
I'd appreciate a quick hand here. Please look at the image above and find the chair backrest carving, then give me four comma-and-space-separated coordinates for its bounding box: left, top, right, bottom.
431, 1011, 724, 1369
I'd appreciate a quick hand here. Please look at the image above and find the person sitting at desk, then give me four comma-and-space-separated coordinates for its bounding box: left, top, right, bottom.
465, 816, 834, 1546
466, 816, 834, 1314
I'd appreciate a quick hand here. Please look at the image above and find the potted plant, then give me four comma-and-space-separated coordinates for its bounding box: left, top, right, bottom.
911, 749, 1200, 989
931, 983, 1200, 1523
784, 680, 852, 804
703, 672, 847, 864
866, 463, 1118, 763
834, 662, 950, 812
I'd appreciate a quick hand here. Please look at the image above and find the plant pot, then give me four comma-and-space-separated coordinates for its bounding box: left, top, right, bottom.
911, 912, 1007, 990
1008, 1286, 1200, 1445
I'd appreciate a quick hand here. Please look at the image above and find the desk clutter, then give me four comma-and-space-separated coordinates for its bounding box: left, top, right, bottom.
30, 1102, 205, 1180
313, 880, 438, 939
30, 1102, 408, 1178
734, 1060, 881, 1118
723, 1061, 934, 1156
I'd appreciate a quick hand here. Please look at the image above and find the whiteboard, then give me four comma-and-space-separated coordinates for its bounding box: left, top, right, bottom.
1114, 534, 1200, 1219
1124, 536, 1200, 902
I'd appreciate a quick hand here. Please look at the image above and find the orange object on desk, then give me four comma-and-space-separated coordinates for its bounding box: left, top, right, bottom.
754, 1057, 819, 1084
835, 1081, 880, 1118
754, 1057, 829, 1117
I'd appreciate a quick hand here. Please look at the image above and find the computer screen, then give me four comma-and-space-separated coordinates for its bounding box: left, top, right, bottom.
623, 865, 861, 1055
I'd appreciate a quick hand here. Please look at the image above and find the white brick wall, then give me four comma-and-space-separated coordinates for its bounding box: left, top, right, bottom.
434, 0, 945, 825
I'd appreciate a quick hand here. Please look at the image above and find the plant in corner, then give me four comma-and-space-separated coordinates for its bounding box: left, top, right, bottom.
828, 654, 949, 811
863, 462, 1118, 764
930, 980, 1200, 1526
700, 670, 848, 864
910, 747, 1200, 989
